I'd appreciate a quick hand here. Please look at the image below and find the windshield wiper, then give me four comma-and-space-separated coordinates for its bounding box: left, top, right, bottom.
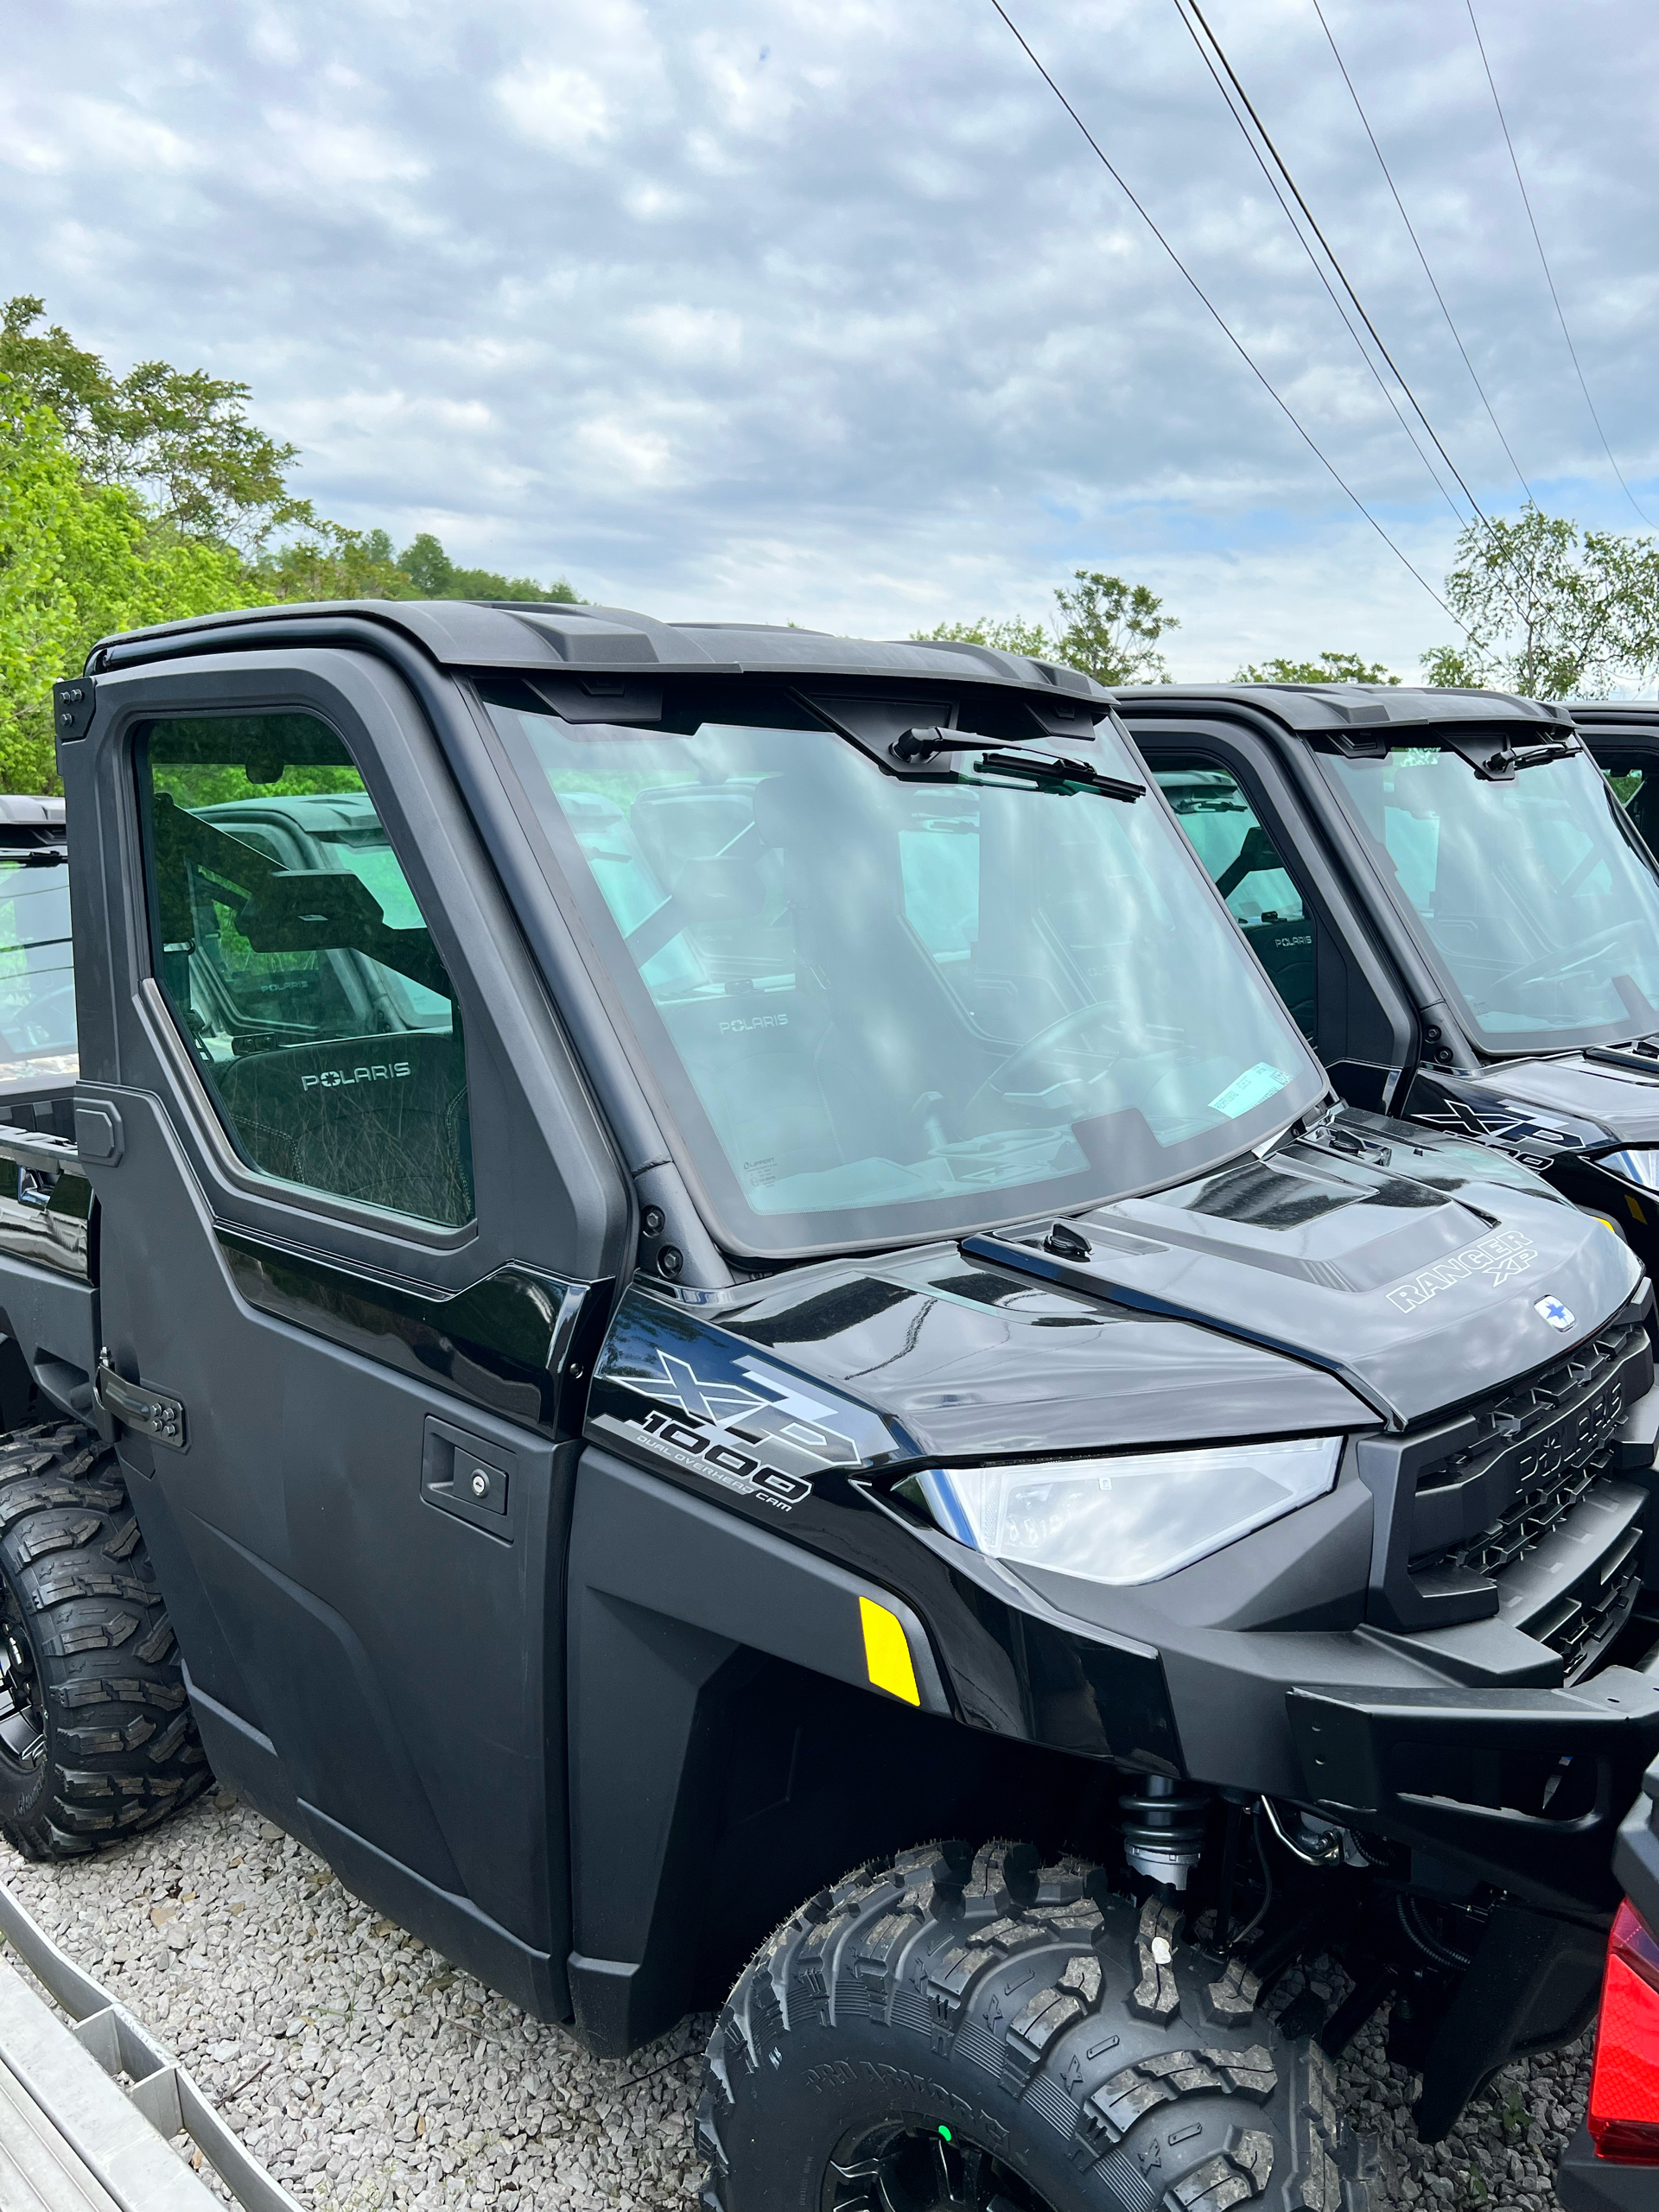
891, 727, 1142, 801
1441, 730, 1580, 781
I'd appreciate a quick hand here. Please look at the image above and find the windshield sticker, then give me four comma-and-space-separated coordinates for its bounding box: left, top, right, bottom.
1386, 1225, 1537, 1314
1210, 1062, 1291, 1120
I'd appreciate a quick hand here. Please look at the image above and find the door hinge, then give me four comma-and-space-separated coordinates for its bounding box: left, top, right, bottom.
52, 678, 96, 741
94, 1353, 187, 1449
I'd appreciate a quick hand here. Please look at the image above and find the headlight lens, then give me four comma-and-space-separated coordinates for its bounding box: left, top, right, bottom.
913, 1436, 1344, 1586
1602, 1149, 1659, 1192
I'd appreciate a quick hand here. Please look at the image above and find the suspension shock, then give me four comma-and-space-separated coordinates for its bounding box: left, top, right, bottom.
1120, 1773, 1211, 1889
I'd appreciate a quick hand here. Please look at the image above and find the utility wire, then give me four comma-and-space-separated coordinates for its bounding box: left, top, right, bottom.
1311, 0, 1533, 505
1168, 0, 1469, 526
986, 0, 1465, 629
1173, 0, 1491, 532
1464, 0, 1652, 526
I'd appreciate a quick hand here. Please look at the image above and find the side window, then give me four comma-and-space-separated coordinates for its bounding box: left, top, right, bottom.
1154, 760, 1317, 1040
137, 712, 474, 1227
0, 855, 77, 1094
1600, 754, 1659, 856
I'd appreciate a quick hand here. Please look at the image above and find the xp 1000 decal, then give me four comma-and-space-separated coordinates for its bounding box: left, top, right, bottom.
588, 1288, 906, 1512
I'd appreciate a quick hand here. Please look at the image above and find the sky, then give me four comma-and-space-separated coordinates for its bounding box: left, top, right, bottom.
3, 0, 1657, 679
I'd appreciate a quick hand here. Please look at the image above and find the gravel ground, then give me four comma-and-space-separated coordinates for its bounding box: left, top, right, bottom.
0, 1795, 1592, 2211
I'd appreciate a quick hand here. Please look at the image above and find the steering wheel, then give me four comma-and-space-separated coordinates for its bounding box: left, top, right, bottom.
1489, 917, 1647, 998
970, 1001, 1128, 1126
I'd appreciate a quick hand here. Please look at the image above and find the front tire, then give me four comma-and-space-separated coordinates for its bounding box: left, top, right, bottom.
700, 1840, 1375, 2212
0, 1420, 210, 1859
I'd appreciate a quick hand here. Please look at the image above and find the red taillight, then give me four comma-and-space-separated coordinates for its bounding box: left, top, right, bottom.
1588, 1899, 1659, 2163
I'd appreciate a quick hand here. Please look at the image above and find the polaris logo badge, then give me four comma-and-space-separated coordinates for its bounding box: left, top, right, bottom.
1535, 1295, 1575, 1332
719, 1013, 789, 1036
301, 1060, 413, 1091
1385, 1225, 1537, 1314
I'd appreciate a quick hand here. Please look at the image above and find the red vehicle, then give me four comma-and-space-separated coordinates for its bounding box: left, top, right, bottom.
1560, 1761, 1659, 2204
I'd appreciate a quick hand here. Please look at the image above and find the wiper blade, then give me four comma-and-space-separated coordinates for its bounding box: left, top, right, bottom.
973, 748, 1143, 800
889, 727, 1141, 801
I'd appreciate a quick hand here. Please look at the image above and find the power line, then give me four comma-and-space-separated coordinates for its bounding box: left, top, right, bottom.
1464, 0, 1652, 526
1168, 0, 1469, 526
985, 0, 1465, 630
1173, 0, 1491, 532
1311, 0, 1533, 505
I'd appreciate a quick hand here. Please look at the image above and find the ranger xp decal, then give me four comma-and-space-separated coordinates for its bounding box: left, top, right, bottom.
588, 1289, 911, 1514
1385, 1225, 1538, 1315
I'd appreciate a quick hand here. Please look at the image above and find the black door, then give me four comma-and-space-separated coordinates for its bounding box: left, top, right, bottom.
65, 652, 625, 2018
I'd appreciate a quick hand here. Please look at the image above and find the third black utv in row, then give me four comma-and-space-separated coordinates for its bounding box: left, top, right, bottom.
1, 612, 1657, 2212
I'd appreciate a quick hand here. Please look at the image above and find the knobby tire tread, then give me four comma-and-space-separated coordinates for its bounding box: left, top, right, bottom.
0, 1421, 210, 1859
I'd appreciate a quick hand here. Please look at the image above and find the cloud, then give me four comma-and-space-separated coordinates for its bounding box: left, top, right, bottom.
2, 0, 1656, 676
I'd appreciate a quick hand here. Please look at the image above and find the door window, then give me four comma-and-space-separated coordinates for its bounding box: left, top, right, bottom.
1153, 760, 1317, 1039
1599, 753, 1659, 857
137, 712, 474, 1226
0, 858, 77, 1096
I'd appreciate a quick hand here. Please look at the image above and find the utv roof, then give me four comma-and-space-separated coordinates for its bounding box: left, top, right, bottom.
1115, 680, 1574, 734
1564, 701, 1659, 728
87, 599, 1109, 703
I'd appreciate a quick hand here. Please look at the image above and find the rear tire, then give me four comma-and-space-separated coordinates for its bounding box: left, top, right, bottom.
0, 1420, 210, 1859
699, 1839, 1376, 2212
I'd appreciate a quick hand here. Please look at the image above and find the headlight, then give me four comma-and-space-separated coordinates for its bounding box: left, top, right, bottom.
911, 1437, 1344, 1586
1602, 1150, 1659, 1192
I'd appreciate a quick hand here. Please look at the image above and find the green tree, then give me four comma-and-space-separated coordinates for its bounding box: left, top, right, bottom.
253, 522, 407, 603
396, 530, 580, 603
0, 386, 264, 791
1233, 652, 1400, 684
2, 296, 310, 553
914, 569, 1178, 685
1052, 569, 1177, 686
1422, 506, 1659, 699
914, 614, 1054, 658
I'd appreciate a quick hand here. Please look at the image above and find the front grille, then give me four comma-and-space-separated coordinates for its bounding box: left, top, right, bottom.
1447, 1455, 1607, 1580
1411, 1309, 1652, 1681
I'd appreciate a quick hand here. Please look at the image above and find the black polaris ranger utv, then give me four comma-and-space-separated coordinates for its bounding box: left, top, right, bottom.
1120, 683, 1659, 1288
3, 612, 1658, 2212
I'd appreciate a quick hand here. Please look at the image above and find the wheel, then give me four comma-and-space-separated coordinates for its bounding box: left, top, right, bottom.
0, 1420, 210, 1859
699, 1840, 1376, 2212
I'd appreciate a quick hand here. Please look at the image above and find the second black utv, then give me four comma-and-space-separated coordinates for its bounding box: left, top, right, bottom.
2, 611, 1658, 2212
1121, 681, 1659, 1294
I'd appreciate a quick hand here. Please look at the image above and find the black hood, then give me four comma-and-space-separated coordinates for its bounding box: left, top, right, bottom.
1414, 1052, 1659, 1156
589, 1118, 1642, 1502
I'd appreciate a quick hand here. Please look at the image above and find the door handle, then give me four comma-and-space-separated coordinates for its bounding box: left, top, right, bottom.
95, 1353, 188, 1449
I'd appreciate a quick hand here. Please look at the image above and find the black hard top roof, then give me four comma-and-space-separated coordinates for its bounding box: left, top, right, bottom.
1564, 701, 1659, 728
1114, 680, 1573, 734
90, 598, 1109, 705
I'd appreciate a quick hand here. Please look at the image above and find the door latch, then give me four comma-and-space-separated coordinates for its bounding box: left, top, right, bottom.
94, 1353, 187, 1449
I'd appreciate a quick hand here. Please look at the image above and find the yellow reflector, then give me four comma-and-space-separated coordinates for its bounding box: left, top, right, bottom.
1629, 1194, 1647, 1226
859, 1596, 920, 1706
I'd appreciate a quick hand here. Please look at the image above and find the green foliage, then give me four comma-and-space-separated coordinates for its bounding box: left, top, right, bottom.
1234, 652, 1400, 685
394, 530, 581, 604
1052, 569, 1178, 686
2, 296, 309, 553
252, 523, 408, 604
915, 614, 1054, 658
1423, 505, 1659, 699
0, 387, 265, 791
914, 569, 1179, 686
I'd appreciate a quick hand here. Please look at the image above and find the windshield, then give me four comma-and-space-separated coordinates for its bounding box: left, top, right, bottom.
1317, 742, 1659, 1053
486, 696, 1324, 1253
0, 861, 77, 1094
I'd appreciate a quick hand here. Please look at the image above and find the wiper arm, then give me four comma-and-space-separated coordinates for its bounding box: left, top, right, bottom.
891, 727, 1142, 801
1441, 730, 1580, 781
